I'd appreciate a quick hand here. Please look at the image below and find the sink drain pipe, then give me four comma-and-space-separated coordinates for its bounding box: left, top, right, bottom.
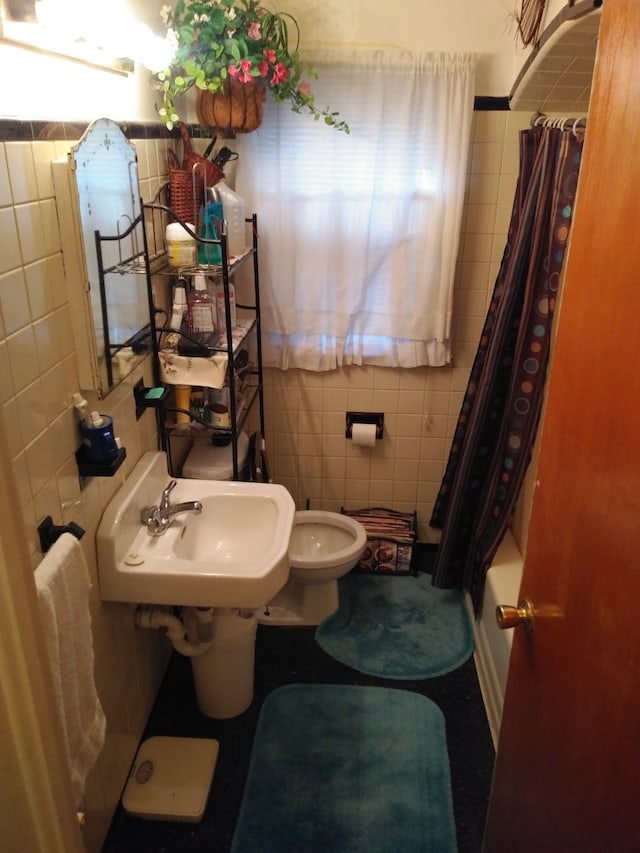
135, 605, 214, 657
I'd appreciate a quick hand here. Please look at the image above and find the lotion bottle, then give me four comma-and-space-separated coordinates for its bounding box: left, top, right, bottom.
72, 392, 90, 427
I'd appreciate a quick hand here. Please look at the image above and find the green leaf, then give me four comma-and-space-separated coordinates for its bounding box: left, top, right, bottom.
178, 24, 195, 45
226, 38, 242, 61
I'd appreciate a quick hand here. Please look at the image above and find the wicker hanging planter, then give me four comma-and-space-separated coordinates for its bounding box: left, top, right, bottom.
196, 78, 267, 134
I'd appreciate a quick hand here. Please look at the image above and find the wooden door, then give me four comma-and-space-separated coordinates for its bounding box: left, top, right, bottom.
483, 1, 640, 850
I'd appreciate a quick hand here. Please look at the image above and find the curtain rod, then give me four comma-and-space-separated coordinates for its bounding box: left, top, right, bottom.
531, 111, 587, 137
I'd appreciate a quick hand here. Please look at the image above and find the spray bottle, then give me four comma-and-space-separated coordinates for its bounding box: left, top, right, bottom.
197, 203, 223, 265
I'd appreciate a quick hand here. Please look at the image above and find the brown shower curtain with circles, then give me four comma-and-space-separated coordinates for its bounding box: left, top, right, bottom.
429, 124, 583, 614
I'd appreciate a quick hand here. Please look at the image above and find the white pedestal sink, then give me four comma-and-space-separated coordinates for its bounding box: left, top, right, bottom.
96, 451, 296, 719
97, 451, 296, 608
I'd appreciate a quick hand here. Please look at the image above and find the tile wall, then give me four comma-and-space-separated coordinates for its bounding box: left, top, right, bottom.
0, 108, 530, 850
0, 129, 174, 850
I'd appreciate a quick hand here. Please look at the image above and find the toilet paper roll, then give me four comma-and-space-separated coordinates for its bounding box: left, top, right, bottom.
352, 422, 377, 448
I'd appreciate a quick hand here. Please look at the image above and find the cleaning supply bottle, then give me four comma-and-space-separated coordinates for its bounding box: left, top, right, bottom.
212, 181, 246, 257
215, 278, 236, 332
170, 279, 188, 331
197, 202, 223, 265
188, 274, 217, 346
166, 222, 196, 268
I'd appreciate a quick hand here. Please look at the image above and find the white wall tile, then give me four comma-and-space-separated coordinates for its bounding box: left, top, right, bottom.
0, 342, 13, 402
6, 325, 40, 391
472, 111, 508, 142
0, 208, 23, 274
5, 142, 38, 204
0, 267, 31, 334
0, 144, 12, 207
24, 259, 55, 320
31, 141, 57, 199
471, 141, 504, 174
14, 202, 46, 265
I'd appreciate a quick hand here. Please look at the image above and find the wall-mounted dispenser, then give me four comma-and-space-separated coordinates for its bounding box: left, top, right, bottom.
73, 391, 126, 477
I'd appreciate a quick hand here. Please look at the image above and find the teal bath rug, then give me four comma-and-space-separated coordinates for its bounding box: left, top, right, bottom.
315, 572, 473, 679
231, 684, 457, 853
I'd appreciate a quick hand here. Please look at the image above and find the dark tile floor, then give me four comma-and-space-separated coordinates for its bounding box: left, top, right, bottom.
103, 624, 495, 853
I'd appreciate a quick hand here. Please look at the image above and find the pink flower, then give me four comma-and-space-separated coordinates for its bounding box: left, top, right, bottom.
247, 21, 261, 40
298, 81, 312, 98
262, 48, 277, 64
258, 60, 269, 78
229, 60, 253, 83
270, 62, 288, 85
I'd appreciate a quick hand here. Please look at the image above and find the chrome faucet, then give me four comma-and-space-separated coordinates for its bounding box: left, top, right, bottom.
140, 480, 202, 536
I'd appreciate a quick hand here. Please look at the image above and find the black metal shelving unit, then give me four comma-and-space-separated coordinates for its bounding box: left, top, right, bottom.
93, 179, 266, 482
141, 206, 265, 480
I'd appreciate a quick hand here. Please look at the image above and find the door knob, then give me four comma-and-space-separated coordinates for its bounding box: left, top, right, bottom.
496, 598, 534, 632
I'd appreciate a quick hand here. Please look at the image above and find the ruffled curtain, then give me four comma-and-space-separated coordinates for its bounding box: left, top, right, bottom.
236, 49, 475, 370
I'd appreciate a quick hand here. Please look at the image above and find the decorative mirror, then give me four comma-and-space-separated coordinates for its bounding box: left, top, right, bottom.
53, 118, 154, 398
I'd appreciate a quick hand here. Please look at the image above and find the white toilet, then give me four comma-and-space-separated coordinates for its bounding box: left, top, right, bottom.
259, 510, 367, 626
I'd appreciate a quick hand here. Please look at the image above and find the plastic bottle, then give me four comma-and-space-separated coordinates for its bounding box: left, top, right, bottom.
72, 392, 90, 427
213, 181, 246, 257
215, 279, 236, 331
166, 222, 196, 268
188, 274, 217, 335
197, 203, 223, 265
170, 279, 188, 331
209, 387, 231, 429
174, 384, 191, 428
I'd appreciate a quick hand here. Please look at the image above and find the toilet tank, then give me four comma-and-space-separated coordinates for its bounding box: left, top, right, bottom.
182, 432, 250, 480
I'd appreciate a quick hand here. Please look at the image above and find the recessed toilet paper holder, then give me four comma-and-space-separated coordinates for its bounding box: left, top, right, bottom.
345, 411, 384, 440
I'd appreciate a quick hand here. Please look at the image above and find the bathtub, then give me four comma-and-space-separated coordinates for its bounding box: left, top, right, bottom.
469, 529, 523, 747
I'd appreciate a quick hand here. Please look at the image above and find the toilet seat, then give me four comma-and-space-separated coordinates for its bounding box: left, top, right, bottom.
288, 511, 367, 581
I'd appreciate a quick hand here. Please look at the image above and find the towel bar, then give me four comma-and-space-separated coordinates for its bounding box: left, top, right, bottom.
37, 516, 85, 553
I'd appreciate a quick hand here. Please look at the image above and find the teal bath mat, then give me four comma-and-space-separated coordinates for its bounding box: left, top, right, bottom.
231, 684, 456, 853
315, 572, 473, 679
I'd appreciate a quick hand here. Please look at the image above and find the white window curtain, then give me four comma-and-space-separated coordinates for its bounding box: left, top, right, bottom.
235, 49, 475, 371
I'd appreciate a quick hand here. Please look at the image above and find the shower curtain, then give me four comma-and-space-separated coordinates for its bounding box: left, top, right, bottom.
429, 125, 583, 613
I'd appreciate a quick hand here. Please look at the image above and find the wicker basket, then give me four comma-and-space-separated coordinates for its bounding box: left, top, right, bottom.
167, 150, 203, 225
167, 126, 225, 224
196, 78, 266, 133
177, 123, 224, 187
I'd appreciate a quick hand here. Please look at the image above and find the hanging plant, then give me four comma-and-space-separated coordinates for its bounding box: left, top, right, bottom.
154, 0, 349, 133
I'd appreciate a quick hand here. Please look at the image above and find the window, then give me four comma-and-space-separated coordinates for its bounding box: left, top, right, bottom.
237, 49, 475, 370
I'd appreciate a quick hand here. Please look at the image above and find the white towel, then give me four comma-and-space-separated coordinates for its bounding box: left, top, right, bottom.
35, 533, 106, 808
